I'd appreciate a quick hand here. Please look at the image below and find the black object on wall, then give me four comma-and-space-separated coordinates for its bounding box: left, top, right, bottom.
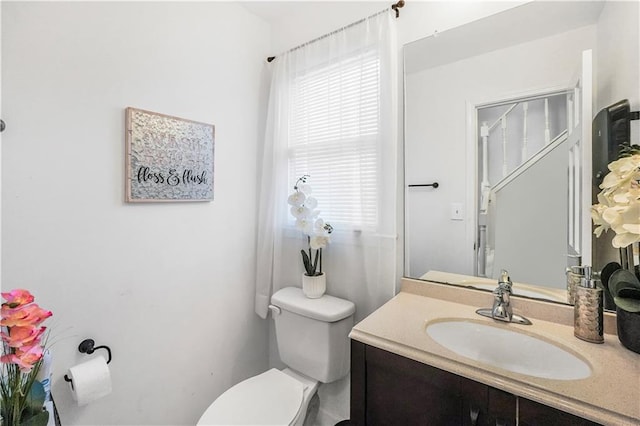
592, 99, 639, 186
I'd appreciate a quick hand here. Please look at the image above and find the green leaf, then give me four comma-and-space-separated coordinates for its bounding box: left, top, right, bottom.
614, 296, 640, 313
618, 287, 640, 299
608, 269, 640, 298
20, 409, 49, 426
619, 143, 640, 157
300, 250, 313, 275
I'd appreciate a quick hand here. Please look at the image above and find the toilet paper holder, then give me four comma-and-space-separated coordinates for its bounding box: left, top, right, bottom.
63, 339, 112, 389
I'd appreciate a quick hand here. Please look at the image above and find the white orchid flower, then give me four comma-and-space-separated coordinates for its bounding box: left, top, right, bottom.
592, 152, 640, 247
288, 191, 306, 207
613, 231, 640, 248
291, 205, 311, 219
608, 154, 640, 176
296, 218, 312, 233
310, 235, 330, 250
611, 202, 640, 247
289, 176, 333, 276
304, 196, 318, 210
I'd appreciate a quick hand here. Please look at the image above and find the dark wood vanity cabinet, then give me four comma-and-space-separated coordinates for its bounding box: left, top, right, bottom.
518, 399, 600, 426
350, 341, 600, 426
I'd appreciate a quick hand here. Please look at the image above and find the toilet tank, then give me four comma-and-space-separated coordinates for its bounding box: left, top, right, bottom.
271, 287, 356, 383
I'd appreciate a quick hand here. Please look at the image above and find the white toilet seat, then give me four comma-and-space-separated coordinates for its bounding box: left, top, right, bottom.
197, 369, 305, 425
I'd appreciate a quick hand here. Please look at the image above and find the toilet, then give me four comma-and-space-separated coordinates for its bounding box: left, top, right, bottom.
197, 287, 356, 426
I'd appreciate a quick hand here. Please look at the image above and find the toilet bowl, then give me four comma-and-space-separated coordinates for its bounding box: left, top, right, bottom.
197, 287, 355, 426
197, 368, 318, 426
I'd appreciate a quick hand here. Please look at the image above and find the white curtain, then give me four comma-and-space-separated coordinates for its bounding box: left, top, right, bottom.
255, 10, 398, 321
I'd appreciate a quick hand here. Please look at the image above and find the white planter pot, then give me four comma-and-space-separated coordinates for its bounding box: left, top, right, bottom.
302, 273, 326, 299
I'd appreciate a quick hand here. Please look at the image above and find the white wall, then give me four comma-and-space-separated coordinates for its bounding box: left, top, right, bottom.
404, 25, 596, 278
2, 2, 270, 425
266, 1, 526, 54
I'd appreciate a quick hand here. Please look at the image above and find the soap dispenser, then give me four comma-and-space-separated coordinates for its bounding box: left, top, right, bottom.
574, 266, 604, 344
566, 265, 587, 305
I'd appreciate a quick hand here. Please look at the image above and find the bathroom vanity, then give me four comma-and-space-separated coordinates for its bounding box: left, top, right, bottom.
349, 279, 640, 426
351, 342, 597, 425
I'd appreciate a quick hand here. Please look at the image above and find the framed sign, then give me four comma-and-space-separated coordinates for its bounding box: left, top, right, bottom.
125, 107, 215, 202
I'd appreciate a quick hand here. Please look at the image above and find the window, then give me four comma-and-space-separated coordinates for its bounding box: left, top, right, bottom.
288, 48, 381, 230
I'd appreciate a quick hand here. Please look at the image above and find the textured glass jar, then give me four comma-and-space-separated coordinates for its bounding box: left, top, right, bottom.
574, 285, 604, 344
566, 265, 587, 306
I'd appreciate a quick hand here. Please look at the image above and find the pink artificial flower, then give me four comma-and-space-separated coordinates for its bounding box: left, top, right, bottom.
1, 342, 43, 372
0, 288, 51, 373
0, 354, 29, 370
16, 342, 44, 371
1, 325, 46, 348
1, 289, 34, 308
1, 303, 52, 327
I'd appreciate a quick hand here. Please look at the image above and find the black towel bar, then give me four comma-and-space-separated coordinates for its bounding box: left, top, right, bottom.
408, 182, 439, 188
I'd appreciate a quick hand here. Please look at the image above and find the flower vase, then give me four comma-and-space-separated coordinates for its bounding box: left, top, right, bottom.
616, 245, 640, 353
302, 273, 326, 299
616, 307, 640, 354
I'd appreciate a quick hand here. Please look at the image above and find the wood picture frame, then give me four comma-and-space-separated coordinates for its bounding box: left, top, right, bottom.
125, 107, 215, 202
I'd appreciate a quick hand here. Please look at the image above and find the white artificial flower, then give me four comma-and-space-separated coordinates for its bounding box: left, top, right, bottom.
600, 154, 640, 190
288, 191, 306, 207
310, 235, 330, 250
304, 196, 318, 210
607, 154, 640, 177
611, 202, 640, 247
296, 218, 312, 233
290, 205, 311, 219
592, 153, 640, 247
288, 176, 333, 275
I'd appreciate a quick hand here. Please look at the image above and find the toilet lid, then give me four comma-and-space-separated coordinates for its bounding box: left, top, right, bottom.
197, 369, 304, 425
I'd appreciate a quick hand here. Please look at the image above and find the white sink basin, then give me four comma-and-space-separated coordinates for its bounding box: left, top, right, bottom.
426, 320, 591, 380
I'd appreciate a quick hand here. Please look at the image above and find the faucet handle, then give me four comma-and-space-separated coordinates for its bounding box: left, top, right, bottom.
498, 269, 512, 292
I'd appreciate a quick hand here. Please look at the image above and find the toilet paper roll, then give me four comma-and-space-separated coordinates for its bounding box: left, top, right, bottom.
67, 355, 112, 406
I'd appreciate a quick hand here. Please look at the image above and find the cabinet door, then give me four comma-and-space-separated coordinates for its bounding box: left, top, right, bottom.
365, 344, 464, 425
461, 379, 489, 426
356, 343, 475, 425
487, 388, 516, 426
519, 398, 602, 426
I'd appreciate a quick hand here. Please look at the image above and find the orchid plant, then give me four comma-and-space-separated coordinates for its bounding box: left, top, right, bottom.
288, 175, 334, 276
1, 289, 52, 426
591, 144, 640, 248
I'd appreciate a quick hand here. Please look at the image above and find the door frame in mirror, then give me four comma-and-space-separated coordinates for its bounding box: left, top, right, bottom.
464, 84, 578, 280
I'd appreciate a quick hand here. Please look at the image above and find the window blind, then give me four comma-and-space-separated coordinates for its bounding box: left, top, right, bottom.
288, 48, 381, 230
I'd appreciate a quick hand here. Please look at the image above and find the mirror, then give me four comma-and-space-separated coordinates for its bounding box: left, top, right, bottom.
403, 1, 639, 307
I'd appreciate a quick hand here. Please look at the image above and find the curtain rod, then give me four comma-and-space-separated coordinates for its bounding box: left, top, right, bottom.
266, 0, 405, 63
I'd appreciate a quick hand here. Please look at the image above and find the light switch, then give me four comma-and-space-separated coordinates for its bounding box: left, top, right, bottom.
451, 203, 464, 221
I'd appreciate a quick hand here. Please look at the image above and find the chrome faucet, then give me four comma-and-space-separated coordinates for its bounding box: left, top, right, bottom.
492, 270, 513, 321
476, 270, 532, 325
